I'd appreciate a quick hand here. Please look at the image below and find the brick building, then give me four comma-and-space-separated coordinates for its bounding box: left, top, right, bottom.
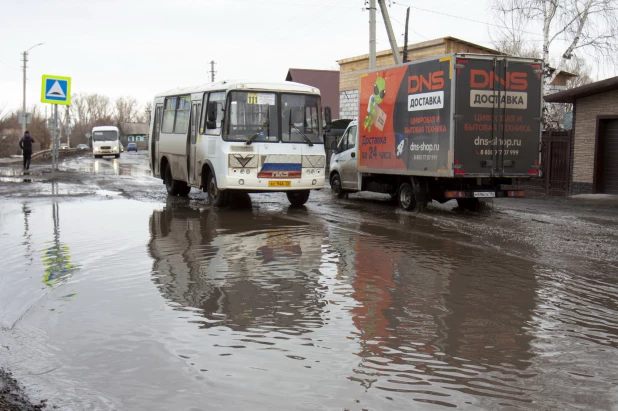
337, 36, 575, 119
545, 77, 618, 195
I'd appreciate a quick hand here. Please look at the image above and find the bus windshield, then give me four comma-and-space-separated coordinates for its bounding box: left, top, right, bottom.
281, 94, 322, 144
93, 131, 118, 142
223, 92, 322, 144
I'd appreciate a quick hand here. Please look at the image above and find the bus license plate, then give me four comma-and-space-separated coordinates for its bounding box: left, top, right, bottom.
102, 150, 110, 153
269, 181, 291, 187
474, 192, 495, 198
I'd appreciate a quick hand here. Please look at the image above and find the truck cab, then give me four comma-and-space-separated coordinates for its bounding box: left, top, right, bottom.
330, 120, 360, 193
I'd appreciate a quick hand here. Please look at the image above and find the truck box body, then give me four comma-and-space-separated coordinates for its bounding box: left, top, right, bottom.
357, 54, 543, 178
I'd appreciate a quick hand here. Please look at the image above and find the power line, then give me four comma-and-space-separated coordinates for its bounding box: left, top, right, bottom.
389, 15, 428, 40
0, 61, 19, 71
391, 1, 548, 40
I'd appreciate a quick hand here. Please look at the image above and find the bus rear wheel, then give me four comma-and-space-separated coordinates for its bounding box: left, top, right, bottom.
165, 165, 184, 196
179, 185, 191, 196
207, 173, 228, 207
287, 190, 310, 206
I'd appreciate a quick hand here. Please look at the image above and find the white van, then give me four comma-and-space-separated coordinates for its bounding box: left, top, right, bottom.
92, 126, 121, 158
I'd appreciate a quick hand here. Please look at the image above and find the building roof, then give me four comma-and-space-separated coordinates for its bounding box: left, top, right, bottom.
544, 76, 618, 103
286, 69, 340, 118
120, 122, 149, 135
337, 36, 502, 64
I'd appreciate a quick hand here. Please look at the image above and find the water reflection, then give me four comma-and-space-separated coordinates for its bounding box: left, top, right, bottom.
64, 156, 151, 177
148, 206, 326, 333
41, 185, 80, 287
327, 221, 538, 406
144, 203, 618, 409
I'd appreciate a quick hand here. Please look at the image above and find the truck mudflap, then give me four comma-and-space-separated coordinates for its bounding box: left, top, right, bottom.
444, 189, 525, 199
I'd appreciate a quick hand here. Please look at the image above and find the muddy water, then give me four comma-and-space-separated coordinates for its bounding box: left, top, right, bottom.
1, 198, 617, 410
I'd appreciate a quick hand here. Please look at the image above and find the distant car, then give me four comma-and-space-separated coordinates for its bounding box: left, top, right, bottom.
120, 143, 125, 153
127, 143, 138, 152
60, 143, 69, 150
77, 144, 89, 150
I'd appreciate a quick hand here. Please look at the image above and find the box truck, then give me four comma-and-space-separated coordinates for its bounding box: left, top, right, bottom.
329, 54, 543, 211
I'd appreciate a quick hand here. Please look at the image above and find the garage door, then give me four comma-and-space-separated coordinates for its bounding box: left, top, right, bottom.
601, 120, 618, 194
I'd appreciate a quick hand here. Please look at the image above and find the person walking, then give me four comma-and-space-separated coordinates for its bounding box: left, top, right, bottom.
19, 131, 35, 171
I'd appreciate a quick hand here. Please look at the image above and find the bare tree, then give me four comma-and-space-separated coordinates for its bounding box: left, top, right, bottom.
115, 96, 139, 125
545, 55, 595, 128
492, 0, 618, 88
0, 110, 51, 158
136, 102, 152, 124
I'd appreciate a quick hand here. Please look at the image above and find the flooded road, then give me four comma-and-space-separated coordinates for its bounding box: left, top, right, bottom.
1, 154, 617, 410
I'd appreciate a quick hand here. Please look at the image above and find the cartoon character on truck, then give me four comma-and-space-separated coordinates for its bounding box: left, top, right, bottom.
363, 76, 386, 131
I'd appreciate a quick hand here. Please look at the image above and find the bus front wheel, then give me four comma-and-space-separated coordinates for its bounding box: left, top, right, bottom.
207, 173, 228, 207
287, 190, 310, 206
165, 165, 184, 196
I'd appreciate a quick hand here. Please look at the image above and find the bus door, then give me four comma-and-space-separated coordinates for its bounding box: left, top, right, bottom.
152, 104, 163, 176
187, 102, 201, 185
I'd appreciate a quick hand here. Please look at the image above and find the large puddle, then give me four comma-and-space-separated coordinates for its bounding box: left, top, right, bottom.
1, 198, 617, 410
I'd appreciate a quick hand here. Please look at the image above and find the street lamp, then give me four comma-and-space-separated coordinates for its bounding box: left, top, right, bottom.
22, 43, 44, 137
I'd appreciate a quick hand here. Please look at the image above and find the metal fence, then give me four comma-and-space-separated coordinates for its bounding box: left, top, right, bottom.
510, 130, 572, 196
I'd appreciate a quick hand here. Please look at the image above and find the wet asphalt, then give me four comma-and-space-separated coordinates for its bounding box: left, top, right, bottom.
0, 152, 617, 410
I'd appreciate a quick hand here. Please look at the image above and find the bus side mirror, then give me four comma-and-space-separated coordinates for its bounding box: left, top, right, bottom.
206, 101, 217, 129
324, 107, 332, 125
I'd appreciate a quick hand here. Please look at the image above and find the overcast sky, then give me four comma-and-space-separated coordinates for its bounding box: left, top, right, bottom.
0, 0, 596, 116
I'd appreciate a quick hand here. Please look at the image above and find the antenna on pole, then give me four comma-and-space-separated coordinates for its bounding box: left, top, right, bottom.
209, 61, 216, 82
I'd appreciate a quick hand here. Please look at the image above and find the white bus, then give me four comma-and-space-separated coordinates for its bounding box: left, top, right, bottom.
148, 81, 329, 206
92, 126, 121, 159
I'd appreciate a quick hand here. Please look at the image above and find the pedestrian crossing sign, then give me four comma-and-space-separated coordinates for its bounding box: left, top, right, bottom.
41, 74, 71, 105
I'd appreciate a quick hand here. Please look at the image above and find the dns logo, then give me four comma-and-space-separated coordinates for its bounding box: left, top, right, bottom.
395, 133, 407, 159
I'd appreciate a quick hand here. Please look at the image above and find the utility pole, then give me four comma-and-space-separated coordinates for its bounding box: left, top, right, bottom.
377, 0, 402, 65
403, 7, 410, 63
209, 61, 216, 82
369, 0, 376, 69
22, 52, 27, 137
21, 43, 43, 137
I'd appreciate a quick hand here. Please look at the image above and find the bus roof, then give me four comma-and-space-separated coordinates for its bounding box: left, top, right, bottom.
92, 126, 119, 132
154, 80, 320, 98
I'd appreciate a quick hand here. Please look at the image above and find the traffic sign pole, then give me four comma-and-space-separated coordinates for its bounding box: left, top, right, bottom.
52, 105, 58, 170
41, 74, 71, 171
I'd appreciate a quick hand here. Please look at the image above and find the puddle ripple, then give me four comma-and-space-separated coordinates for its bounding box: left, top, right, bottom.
1, 200, 617, 410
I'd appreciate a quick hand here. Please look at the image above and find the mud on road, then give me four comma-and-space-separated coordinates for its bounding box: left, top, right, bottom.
1, 152, 617, 410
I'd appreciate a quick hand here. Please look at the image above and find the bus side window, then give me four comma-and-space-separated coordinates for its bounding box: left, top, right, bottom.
162, 97, 176, 133
200, 93, 209, 134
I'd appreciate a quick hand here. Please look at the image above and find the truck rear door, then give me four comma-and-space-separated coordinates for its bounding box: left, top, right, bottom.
454, 56, 542, 177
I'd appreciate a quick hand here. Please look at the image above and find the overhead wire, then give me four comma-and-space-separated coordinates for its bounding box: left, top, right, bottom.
391, 0, 552, 41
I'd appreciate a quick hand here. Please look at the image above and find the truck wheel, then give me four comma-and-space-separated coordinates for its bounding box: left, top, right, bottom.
330, 173, 346, 198
398, 182, 418, 211
287, 190, 310, 206
207, 173, 228, 207
457, 198, 481, 212
165, 165, 182, 196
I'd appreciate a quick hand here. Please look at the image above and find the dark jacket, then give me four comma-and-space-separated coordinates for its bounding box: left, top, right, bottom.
19, 133, 35, 152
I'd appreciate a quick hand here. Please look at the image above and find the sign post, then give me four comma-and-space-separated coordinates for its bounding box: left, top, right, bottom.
41, 74, 71, 170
